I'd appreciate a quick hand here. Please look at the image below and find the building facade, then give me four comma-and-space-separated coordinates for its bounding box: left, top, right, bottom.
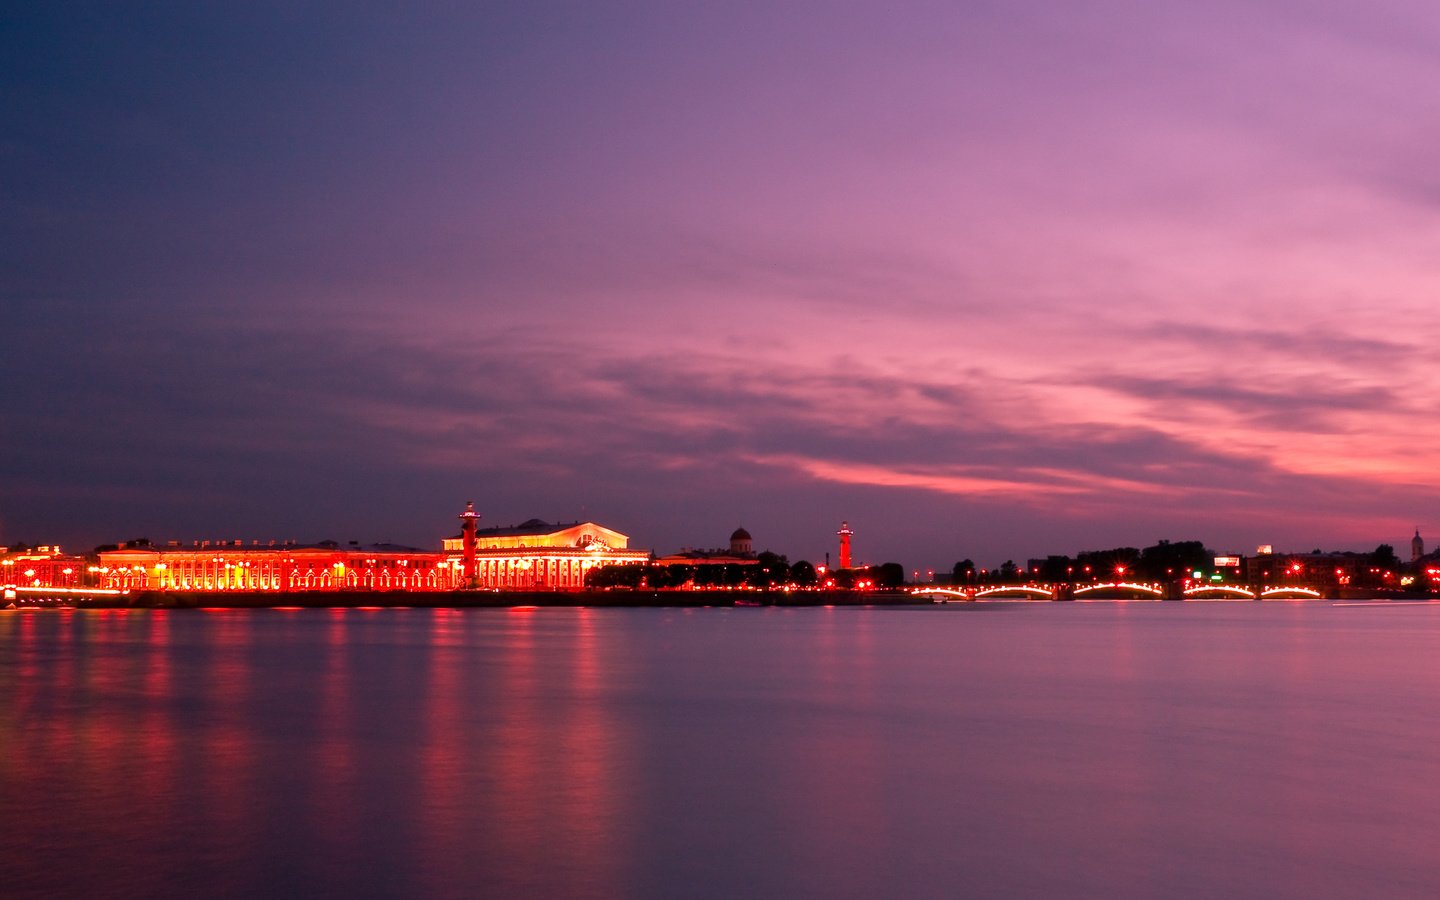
441, 518, 650, 590
17, 508, 651, 594
654, 528, 760, 568
1, 545, 88, 589
97, 540, 452, 591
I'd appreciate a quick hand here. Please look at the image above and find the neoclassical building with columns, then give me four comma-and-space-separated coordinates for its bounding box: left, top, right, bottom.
96, 540, 451, 592
443, 517, 650, 589
90, 507, 649, 592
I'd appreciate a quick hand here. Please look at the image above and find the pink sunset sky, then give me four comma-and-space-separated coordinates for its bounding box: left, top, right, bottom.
4, 2, 1439, 569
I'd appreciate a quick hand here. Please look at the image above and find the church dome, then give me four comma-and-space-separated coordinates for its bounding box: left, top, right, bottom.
729, 527, 754, 556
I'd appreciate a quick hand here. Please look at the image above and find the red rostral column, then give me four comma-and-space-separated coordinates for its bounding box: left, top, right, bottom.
459, 501, 480, 588
838, 520, 853, 570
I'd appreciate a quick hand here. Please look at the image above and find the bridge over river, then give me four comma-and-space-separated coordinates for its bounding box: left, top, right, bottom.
912, 582, 1327, 602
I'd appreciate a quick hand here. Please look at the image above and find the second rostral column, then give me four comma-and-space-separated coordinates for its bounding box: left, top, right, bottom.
459, 501, 480, 589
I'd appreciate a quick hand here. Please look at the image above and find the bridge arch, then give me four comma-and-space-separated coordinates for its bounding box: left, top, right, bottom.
911, 588, 971, 602
974, 585, 1054, 600
1261, 586, 1323, 599
1184, 585, 1255, 600
1073, 581, 1164, 599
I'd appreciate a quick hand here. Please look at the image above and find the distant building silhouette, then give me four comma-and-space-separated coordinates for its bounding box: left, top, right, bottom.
1414, 529, 1425, 563
655, 528, 759, 567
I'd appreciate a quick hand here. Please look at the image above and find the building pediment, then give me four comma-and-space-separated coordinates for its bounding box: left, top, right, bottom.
444, 520, 631, 551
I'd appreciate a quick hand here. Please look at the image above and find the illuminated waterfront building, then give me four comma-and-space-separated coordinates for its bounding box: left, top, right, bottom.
440, 518, 649, 589
1, 545, 86, 589
96, 540, 451, 591
86, 509, 649, 592
838, 521, 854, 569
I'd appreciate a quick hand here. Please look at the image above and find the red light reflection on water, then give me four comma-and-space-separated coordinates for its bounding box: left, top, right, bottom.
308, 610, 360, 856
489, 608, 545, 861
8, 606, 1440, 897
3, 609, 623, 896
1, 611, 189, 895
412, 609, 633, 896
415, 609, 470, 892
199, 610, 256, 850
558, 609, 631, 892
136, 611, 176, 823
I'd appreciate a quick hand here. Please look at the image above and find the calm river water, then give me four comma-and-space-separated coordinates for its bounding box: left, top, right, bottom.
4, 602, 1440, 898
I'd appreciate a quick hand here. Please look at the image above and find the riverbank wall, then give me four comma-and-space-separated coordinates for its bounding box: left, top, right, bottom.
83, 589, 920, 609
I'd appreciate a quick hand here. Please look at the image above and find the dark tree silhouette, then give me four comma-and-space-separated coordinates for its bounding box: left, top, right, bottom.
872, 562, 906, 588
791, 560, 818, 586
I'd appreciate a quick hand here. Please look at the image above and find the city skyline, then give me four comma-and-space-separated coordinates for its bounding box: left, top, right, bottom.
5, 3, 1439, 569
0, 507, 1427, 578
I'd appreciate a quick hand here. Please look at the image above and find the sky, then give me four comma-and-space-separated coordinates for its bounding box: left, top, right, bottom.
4, 1, 1439, 572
